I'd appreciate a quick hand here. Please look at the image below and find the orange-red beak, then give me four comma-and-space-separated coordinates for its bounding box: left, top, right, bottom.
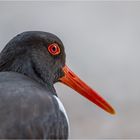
59, 65, 115, 115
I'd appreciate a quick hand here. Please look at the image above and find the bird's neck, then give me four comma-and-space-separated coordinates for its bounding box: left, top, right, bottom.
0, 55, 57, 95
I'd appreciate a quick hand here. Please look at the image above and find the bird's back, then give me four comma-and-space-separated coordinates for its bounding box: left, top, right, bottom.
0, 72, 68, 139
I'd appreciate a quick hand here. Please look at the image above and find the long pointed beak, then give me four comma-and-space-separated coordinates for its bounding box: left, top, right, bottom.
59, 65, 115, 115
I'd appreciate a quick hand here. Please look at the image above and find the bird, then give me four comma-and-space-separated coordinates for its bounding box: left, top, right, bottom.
0, 31, 115, 139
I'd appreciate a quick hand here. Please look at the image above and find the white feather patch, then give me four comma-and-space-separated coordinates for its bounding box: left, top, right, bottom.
53, 95, 69, 127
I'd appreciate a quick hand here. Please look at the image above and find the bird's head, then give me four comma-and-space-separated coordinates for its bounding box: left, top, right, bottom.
0, 31, 115, 115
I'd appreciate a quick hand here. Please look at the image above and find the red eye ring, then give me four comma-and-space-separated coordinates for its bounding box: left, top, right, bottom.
48, 43, 61, 55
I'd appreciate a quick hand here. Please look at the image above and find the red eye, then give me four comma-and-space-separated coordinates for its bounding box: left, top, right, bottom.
48, 43, 60, 55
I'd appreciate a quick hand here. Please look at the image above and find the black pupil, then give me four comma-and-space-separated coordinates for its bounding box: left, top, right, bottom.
52, 46, 56, 52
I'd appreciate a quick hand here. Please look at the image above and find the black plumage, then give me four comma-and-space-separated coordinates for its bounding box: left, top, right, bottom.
0, 31, 68, 139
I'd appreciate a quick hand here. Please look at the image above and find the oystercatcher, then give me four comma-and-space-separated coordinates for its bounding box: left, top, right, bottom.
0, 31, 115, 139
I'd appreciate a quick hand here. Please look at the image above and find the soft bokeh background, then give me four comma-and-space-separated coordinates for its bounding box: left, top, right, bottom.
0, 1, 140, 139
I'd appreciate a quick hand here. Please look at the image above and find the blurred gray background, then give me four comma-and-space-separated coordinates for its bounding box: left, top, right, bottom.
0, 1, 140, 139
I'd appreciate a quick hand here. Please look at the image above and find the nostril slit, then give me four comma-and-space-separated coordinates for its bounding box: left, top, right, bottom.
68, 71, 75, 78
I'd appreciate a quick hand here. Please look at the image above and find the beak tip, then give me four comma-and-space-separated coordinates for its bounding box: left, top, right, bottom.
109, 108, 116, 115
